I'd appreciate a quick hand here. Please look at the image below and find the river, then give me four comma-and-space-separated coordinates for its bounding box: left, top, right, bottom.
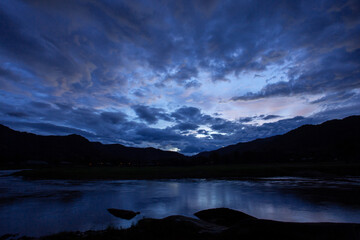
1, 170, 360, 237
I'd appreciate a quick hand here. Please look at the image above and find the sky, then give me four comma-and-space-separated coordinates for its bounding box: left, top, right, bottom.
0, 0, 359, 155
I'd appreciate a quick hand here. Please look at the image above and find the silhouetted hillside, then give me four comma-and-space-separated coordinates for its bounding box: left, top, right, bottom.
1, 115, 360, 167
195, 116, 360, 164
0, 125, 185, 166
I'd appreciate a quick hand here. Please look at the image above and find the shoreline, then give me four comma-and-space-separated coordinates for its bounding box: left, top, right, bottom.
2, 208, 359, 240
8, 162, 360, 180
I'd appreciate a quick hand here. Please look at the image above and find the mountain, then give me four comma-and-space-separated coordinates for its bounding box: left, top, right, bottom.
195, 116, 360, 164
1, 115, 360, 167
0, 124, 185, 167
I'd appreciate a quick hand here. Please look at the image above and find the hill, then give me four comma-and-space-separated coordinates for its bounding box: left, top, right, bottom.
195, 116, 360, 164
1, 116, 360, 167
0, 124, 185, 167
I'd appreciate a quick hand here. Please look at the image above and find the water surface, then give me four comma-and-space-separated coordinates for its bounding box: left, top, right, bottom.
1, 170, 360, 237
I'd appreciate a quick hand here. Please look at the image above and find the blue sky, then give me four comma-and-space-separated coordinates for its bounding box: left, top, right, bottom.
0, 0, 359, 154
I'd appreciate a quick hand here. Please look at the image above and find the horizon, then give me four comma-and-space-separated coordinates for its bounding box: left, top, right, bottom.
2, 114, 358, 156
1, 0, 360, 154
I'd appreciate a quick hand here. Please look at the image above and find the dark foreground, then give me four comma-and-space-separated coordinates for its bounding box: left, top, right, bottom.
10, 162, 360, 180
3, 208, 359, 240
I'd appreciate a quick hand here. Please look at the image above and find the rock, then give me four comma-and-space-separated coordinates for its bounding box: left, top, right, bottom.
19, 208, 360, 240
194, 208, 257, 226
135, 215, 227, 240
107, 208, 140, 220
132, 213, 360, 240
162, 215, 227, 234
222, 219, 360, 240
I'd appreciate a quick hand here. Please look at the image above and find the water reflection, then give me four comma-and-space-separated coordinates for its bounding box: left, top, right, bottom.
1, 172, 360, 237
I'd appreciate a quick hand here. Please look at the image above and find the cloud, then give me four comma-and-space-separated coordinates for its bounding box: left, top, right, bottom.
0, 66, 21, 83
168, 65, 199, 85
184, 80, 202, 89
132, 105, 171, 124
211, 121, 239, 133
311, 90, 357, 104
232, 43, 360, 101
0, 0, 359, 155
134, 127, 184, 142
171, 107, 201, 121
30, 101, 52, 109
1, 96, 358, 155
238, 117, 255, 123
262, 115, 281, 120
100, 111, 127, 124
6, 112, 28, 118
172, 123, 199, 131
237, 115, 281, 123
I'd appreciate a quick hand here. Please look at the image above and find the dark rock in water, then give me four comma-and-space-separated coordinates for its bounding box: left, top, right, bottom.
107, 208, 140, 220
194, 208, 257, 226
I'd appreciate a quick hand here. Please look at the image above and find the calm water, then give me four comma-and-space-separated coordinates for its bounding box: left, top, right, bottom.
1, 170, 360, 237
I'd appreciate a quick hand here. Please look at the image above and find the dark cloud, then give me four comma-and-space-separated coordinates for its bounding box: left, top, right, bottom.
170, 106, 225, 128
0, 0, 359, 155
6, 112, 28, 118
133, 106, 158, 124
2, 0, 359, 96
311, 91, 357, 104
238, 115, 281, 123
30, 101, 52, 109
100, 111, 127, 125
211, 133, 227, 140
132, 105, 171, 125
171, 107, 201, 121
0, 67, 21, 83
55, 102, 74, 111
211, 121, 239, 133
0, 8, 44, 61
232, 43, 360, 101
173, 123, 199, 131
168, 65, 198, 85
311, 93, 360, 121
262, 115, 281, 120
254, 74, 264, 78
2, 0, 359, 93
184, 80, 202, 89
135, 127, 183, 142
238, 117, 254, 123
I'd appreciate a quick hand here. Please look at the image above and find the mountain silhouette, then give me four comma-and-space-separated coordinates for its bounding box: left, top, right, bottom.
1, 115, 360, 167
196, 115, 360, 164
0, 124, 184, 166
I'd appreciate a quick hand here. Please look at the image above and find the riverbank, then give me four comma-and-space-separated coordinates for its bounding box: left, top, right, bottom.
10, 162, 360, 180
3, 208, 359, 240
